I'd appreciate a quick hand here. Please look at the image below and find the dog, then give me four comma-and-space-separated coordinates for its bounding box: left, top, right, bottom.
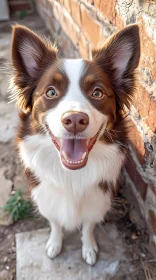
10, 24, 140, 265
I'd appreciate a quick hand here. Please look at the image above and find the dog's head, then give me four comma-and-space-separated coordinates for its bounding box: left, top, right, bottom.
11, 25, 140, 170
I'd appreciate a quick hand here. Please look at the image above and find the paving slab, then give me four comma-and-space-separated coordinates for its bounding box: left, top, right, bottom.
16, 224, 135, 280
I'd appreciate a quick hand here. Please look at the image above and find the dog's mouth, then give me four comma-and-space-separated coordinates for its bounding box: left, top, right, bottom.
45, 124, 103, 170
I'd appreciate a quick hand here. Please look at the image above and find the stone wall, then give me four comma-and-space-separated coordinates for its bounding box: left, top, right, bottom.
35, 0, 156, 254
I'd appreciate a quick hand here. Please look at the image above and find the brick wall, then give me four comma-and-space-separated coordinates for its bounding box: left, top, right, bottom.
35, 0, 156, 255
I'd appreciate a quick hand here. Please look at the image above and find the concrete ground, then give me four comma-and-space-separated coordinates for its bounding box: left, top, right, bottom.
16, 225, 137, 280
0, 12, 155, 280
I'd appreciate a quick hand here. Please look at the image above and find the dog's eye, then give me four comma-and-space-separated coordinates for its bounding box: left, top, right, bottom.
92, 89, 104, 99
46, 88, 57, 98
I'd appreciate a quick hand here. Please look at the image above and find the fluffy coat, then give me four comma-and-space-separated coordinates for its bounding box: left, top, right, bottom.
10, 24, 140, 265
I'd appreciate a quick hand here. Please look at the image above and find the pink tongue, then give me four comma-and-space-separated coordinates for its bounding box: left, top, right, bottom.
61, 139, 88, 161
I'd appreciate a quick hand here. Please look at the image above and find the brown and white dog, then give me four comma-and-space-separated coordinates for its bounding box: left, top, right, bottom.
10, 25, 140, 265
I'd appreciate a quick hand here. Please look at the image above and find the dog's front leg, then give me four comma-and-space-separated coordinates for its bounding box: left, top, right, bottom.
81, 222, 99, 266
46, 220, 63, 259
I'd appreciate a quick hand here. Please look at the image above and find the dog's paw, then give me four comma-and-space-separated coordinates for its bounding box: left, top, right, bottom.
82, 245, 98, 266
46, 239, 62, 259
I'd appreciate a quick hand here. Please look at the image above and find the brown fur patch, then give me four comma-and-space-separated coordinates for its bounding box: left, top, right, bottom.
25, 169, 40, 191
99, 180, 119, 196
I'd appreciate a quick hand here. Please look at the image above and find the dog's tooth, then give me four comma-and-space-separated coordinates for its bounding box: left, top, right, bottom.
62, 151, 68, 160
70, 161, 72, 164
78, 161, 81, 164
82, 152, 86, 160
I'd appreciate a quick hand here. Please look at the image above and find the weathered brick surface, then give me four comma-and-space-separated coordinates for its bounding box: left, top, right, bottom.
80, 5, 102, 48
79, 33, 90, 59
70, 0, 81, 26
138, 17, 156, 83
99, 0, 115, 22
134, 82, 156, 133
94, 0, 100, 8
89, 0, 124, 27
128, 119, 145, 165
126, 156, 148, 200
64, 0, 71, 13
60, 10, 80, 46
149, 209, 156, 235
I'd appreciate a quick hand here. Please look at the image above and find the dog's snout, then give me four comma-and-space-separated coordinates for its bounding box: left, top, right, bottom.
61, 111, 89, 133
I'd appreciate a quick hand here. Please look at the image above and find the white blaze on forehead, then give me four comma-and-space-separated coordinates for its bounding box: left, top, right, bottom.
62, 59, 86, 107
63, 58, 84, 87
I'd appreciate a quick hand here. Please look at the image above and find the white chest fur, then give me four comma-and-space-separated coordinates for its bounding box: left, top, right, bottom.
19, 134, 125, 230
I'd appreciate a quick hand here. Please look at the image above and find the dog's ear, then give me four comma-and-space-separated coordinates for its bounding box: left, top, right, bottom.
11, 25, 57, 78
11, 25, 57, 112
92, 25, 140, 109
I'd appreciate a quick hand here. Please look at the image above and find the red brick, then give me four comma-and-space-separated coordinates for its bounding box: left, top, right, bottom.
149, 210, 156, 235
126, 157, 148, 200
64, 0, 71, 13
99, 0, 116, 23
128, 119, 145, 165
79, 33, 90, 59
94, 0, 101, 9
94, 0, 124, 28
148, 96, 156, 133
69, 22, 80, 46
134, 82, 156, 133
51, 1, 62, 21
80, 5, 102, 48
60, 10, 80, 46
138, 16, 156, 93
114, 13, 124, 29
70, 0, 81, 26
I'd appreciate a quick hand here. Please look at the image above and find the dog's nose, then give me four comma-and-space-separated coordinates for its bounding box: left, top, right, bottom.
61, 111, 89, 133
